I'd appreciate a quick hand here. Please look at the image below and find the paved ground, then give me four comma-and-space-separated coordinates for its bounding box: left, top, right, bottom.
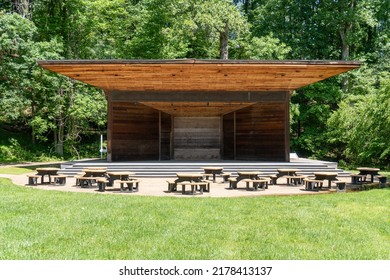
1, 172, 349, 197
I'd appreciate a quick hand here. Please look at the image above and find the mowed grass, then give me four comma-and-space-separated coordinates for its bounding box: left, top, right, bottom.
0, 178, 389, 260
0, 166, 35, 175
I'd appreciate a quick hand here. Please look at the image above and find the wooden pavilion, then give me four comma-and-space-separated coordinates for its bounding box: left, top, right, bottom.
38, 59, 360, 162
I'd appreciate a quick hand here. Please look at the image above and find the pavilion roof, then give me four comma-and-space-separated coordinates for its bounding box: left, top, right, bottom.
37, 59, 361, 92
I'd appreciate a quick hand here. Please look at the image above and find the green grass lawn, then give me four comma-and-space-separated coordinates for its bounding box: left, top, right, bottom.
0, 178, 389, 260
0, 166, 35, 175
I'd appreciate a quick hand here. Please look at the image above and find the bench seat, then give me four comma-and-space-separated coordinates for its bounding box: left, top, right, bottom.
96, 178, 109, 192
118, 179, 140, 192
221, 172, 231, 182
269, 174, 278, 185
75, 176, 96, 188
284, 175, 306, 185
167, 180, 177, 192
27, 175, 40, 185
51, 175, 67, 185
350, 174, 366, 184
228, 177, 237, 189
333, 181, 346, 192
242, 179, 269, 191
304, 178, 324, 191
176, 181, 208, 194
377, 175, 387, 184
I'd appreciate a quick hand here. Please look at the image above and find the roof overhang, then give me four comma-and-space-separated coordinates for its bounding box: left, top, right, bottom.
37, 59, 361, 92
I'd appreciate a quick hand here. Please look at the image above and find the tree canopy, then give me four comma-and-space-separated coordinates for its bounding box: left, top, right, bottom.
0, 0, 389, 167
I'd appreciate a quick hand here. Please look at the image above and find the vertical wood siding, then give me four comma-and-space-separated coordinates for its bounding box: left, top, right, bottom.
223, 101, 289, 161
222, 113, 235, 159
111, 102, 159, 160
160, 112, 172, 160
235, 102, 288, 161
173, 117, 221, 160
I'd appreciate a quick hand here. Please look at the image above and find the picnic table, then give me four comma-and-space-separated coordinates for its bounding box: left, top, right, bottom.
228, 171, 262, 189
202, 166, 224, 182
106, 171, 135, 186
275, 169, 301, 184
74, 169, 109, 188
35, 167, 60, 184
313, 172, 338, 188
175, 173, 204, 183
83, 169, 107, 178
357, 167, 380, 183
237, 171, 262, 180
173, 173, 206, 194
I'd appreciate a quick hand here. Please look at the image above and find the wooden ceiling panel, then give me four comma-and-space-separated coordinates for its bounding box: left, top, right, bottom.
140, 102, 255, 116
38, 59, 360, 93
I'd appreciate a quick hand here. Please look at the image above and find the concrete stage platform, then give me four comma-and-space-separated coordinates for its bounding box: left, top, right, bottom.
1, 156, 351, 197
58, 156, 349, 178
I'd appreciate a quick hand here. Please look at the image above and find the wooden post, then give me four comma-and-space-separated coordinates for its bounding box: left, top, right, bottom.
159, 111, 161, 161
106, 92, 113, 162
285, 92, 291, 162
233, 111, 236, 160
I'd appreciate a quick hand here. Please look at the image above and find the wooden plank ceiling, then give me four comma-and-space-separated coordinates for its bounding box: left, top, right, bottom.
139, 101, 255, 116
38, 59, 361, 92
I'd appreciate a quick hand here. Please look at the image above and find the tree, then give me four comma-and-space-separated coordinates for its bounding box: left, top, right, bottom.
0, 12, 62, 144
235, 34, 291, 59
194, 0, 250, 59
12, 0, 33, 18
0, 12, 107, 157
327, 74, 390, 167
125, 0, 250, 59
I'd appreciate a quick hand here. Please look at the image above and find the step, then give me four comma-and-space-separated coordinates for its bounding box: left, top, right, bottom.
58, 159, 349, 178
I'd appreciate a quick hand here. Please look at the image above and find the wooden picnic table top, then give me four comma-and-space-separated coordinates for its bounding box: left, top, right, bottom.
83, 169, 107, 173
357, 167, 380, 172
237, 171, 262, 176
82, 167, 107, 170
202, 167, 223, 171
313, 172, 339, 176
106, 171, 135, 176
35, 167, 60, 176
277, 168, 301, 172
176, 173, 204, 178
36, 167, 60, 171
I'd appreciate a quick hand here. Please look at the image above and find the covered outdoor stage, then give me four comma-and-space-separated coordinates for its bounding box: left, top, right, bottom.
38, 59, 360, 162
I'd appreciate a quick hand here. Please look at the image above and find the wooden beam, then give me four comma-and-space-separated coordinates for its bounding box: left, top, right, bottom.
110, 91, 288, 102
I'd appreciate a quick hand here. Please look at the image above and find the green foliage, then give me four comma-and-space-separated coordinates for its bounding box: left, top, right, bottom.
233, 33, 291, 59
327, 74, 390, 167
0, 12, 62, 123
124, 0, 250, 59
290, 81, 344, 158
0, 126, 62, 162
0, 12, 107, 159
0, 0, 389, 165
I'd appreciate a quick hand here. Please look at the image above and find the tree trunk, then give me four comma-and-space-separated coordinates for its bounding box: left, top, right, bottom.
13, 0, 31, 18
55, 88, 65, 156
339, 28, 350, 61
55, 120, 64, 156
219, 22, 229, 60
339, 25, 352, 92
